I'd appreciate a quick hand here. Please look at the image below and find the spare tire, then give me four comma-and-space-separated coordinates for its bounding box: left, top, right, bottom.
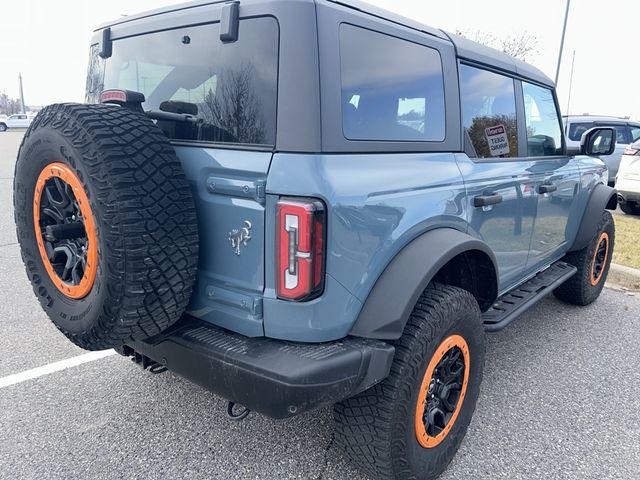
13, 103, 199, 350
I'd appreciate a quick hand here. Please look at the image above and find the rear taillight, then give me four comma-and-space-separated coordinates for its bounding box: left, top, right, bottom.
624, 148, 640, 156
276, 197, 325, 301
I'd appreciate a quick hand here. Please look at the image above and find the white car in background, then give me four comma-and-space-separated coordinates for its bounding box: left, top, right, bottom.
0, 113, 32, 131
616, 139, 640, 215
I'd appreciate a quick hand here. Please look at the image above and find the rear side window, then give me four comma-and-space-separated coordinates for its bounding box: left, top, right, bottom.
459, 64, 518, 158
340, 24, 446, 142
88, 17, 279, 146
522, 82, 563, 156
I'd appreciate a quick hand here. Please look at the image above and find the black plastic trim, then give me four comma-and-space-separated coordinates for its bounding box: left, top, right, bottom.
350, 228, 498, 340
219, 1, 239, 42
569, 183, 617, 252
126, 316, 394, 419
483, 261, 577, 332
98, 27, 112, 59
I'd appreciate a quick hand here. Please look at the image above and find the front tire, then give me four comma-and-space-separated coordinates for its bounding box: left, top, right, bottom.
334, 284, 485, 480
554, 210, 614, 306
0, 123, 7, 132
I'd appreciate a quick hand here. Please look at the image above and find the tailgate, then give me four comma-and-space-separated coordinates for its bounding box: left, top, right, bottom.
177, 146, 272, 337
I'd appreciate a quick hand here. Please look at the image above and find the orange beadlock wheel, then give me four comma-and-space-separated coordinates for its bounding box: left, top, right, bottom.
415, 334, 470, 448
589, 232, 609, 286
33, 162, 98, 299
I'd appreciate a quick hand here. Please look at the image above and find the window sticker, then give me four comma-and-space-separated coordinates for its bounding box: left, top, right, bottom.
484, 124, 510, 156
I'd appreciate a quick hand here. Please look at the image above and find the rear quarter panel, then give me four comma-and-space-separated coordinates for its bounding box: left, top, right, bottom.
263, 153, 468, 341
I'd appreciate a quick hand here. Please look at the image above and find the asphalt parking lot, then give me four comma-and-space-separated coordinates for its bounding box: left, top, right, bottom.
1, 130, 639, 479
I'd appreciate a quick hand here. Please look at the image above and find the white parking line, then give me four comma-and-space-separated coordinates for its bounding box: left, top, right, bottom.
0, 350, 116, 389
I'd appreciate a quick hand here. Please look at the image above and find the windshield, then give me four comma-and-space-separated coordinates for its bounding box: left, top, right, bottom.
86, 17, 279, 146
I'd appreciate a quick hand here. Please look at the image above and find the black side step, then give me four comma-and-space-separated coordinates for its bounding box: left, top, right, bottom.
483, 261, 577, 332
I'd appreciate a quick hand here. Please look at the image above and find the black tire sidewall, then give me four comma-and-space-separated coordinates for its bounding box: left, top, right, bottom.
401, 291, 485, 478
620, 202, 640, 216
14, 126, 108, 335
583, 211, 615, 300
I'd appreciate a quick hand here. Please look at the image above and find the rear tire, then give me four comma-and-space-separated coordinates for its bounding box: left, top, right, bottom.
553, 210, 614, 306
14, 103, 199, 350
619, 201, 640, 216
334, 284, 485, 480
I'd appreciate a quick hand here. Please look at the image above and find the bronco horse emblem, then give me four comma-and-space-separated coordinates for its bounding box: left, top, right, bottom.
229, 220, 252, 256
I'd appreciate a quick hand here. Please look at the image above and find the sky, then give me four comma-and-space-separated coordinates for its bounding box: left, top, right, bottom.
1, 0, 638, 119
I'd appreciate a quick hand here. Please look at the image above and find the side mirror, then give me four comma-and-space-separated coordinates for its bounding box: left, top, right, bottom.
580, 127, 616, 156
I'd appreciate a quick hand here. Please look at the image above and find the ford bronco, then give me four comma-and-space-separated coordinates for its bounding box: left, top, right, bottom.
13, 1, 618, 478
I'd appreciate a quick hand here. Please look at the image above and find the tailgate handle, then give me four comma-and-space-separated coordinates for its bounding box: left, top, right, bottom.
538, 183, 557, 194
474, 193, 503, 207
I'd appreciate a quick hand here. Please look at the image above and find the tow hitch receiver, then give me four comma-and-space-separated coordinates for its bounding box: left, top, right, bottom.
115, 345, 168, 374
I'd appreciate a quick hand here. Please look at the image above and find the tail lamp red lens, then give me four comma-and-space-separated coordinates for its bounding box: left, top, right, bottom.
624, 148, 640, 156
276, 198, 325, 301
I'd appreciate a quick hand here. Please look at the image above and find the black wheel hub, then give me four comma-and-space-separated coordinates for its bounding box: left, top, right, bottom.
38, 176, 89, 286
592, 237, 608, 282
422, 347, 466, 437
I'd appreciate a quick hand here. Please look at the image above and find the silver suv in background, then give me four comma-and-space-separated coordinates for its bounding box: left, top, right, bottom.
563, 115, 640, 185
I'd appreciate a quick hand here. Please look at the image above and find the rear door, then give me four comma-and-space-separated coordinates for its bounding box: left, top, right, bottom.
456, 63, 537, 293
91, 11, 280, 336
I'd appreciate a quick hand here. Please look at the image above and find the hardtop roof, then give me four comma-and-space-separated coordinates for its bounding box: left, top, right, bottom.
96, 0, 554, 87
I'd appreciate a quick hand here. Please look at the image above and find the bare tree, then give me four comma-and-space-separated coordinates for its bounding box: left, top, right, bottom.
0, 93, 23, 115
456, 30, 539, 62
85, 46, 105, 104
201, 64, 266, 144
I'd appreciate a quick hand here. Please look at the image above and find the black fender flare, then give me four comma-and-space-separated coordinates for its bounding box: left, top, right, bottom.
569, 183, 617, 252
349, 228, 498, 340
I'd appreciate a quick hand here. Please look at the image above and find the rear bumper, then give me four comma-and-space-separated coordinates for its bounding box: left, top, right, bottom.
124, 316, 394, 419
617, 189, 640, 204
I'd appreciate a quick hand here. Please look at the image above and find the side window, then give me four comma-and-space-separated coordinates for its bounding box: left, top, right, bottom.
340, 24, 446, 142
614, 126, 630, 144
522, 82, 563, 156
459, 64, 518, 158
631, 126, 640, 142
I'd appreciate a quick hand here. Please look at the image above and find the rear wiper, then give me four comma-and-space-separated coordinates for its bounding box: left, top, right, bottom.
144, 109, 199, 124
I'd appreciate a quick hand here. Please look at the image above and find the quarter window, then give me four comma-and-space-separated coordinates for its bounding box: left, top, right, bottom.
522, 82, 563, 156
340, 24, 446, 142
459, 64, 518, 158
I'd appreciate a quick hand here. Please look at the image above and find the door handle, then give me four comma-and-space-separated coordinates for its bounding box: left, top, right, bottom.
538, 183, 557, 194
474, 193, 503, 207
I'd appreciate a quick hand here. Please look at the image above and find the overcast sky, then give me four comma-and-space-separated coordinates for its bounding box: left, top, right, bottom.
1, 0, 638, 119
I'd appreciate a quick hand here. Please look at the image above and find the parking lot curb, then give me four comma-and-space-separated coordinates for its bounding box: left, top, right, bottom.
607, 263, 640, 292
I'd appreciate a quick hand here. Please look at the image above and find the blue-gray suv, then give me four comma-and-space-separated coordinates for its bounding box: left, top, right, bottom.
13, 1, 618, 478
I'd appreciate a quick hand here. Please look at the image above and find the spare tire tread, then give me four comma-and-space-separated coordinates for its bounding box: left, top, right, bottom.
14, 103, 199, 350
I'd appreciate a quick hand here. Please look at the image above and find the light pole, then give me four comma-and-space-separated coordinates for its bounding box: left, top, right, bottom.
565, 50, 576, 115
18, 73, 26, 114
555, 0, 571, 86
